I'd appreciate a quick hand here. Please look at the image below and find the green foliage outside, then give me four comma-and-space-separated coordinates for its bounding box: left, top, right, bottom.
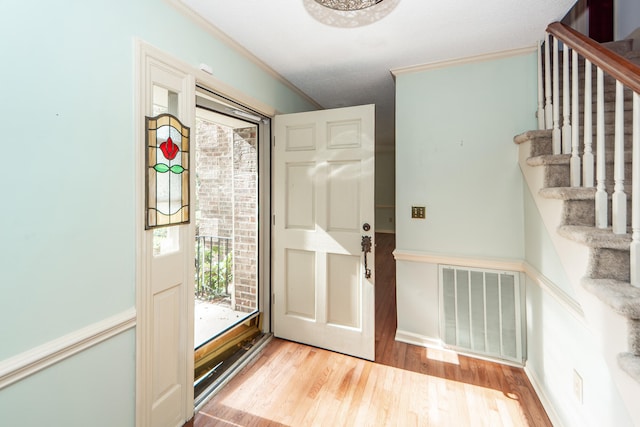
195, 244, 233, 301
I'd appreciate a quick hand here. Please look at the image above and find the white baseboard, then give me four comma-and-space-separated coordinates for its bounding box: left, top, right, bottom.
524, 364, 564, 427
395, 329, 443, 348
0, 308, 136, 390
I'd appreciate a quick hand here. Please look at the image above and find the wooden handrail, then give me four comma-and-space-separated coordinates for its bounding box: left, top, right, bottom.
547, 22, 640, 94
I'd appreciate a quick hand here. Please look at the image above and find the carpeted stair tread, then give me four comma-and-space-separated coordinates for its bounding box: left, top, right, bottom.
602, 39, 634, 55
558, 225, 631, 249
528, 150, 634, 166
618, 353, 640, 383
540, 182, 633, 204
526, 154, 570, 167
513, 130, 551, 144
539, 187, 596, 200
582, 277, 640, 319
624, 51, 640, 65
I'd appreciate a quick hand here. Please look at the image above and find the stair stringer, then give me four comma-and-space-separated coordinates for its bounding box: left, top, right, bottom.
518, 139, 640, 425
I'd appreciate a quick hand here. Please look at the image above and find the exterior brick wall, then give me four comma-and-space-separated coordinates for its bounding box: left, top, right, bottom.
232, 127, 258, 313
195, 119, 233, 239
195, 118, 257, 314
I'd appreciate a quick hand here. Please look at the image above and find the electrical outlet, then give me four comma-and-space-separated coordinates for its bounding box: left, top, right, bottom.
573, 369, 583, 404
411, 206, 426, 219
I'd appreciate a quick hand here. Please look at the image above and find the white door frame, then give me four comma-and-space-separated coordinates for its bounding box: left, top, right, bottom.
135, 40, 276, 426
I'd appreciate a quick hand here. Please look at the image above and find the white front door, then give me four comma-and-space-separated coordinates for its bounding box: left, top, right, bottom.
273, 104, 375, 360
137, 45, 195, 427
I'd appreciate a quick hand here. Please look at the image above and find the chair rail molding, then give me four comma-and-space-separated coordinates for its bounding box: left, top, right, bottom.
393, 249, 584, 321
0, 308, 136, 390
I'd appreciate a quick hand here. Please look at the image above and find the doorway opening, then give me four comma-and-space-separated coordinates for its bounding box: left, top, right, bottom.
193, 90, 270, 403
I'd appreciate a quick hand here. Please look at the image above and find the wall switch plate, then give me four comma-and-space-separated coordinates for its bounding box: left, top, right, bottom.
411, 206, 426, 219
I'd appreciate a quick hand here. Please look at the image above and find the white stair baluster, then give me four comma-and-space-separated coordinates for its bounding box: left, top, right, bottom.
612, 81, 627, 234
553, 37, 561, 154
631, 92, 640, 287
562, 44, 572, 154
595, 67, 608, 228
537, 40, 545, 129
545, 34, 553, 130
570, 49, 580, 186
583, 59, 594, 187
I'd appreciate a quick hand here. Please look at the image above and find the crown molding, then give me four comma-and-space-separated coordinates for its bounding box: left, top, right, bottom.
391, 45, 537, 77
167, 0, 323, 110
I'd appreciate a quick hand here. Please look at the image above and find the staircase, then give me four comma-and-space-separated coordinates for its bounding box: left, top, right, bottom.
515, 25, 640, 424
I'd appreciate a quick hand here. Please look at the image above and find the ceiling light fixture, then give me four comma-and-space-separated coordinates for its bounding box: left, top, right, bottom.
304, 0, 398, 27
314, 0, 384, 11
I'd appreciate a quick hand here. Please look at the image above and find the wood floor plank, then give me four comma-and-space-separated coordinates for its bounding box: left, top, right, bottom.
195, 233, 552, 426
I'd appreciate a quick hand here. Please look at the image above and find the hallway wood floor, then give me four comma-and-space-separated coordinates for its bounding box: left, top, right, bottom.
194, 233, 552, 426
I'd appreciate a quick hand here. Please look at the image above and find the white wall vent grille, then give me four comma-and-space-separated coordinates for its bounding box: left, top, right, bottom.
439, 265, 524, 364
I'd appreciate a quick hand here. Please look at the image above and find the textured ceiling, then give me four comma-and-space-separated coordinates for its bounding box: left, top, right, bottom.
180, 0, 575, 147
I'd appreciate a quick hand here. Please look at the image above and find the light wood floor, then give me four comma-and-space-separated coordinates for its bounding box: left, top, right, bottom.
195, 233, 551, 426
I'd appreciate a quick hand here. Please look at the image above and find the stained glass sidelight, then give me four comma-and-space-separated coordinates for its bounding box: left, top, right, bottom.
145, 113, 190, 229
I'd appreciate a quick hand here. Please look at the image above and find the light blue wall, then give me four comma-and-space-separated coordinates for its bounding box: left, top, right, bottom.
395, 53, 537, 258
0, 0, 315, 423
394, 52, 536, 343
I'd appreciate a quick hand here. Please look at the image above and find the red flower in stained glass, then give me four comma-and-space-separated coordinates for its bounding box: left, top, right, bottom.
159, 137, 179, 160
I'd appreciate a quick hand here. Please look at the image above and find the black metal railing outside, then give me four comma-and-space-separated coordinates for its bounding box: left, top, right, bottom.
195, 235, 232, 300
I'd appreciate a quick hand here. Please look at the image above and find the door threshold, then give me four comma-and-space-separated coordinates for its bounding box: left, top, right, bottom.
194, 332, 273, 410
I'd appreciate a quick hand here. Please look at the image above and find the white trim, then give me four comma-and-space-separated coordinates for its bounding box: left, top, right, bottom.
395, 329, 443, 348
524, 364, 565, 427
391, 45, 537, 77
167, 0, 323, 110
134, 38, 148, 427
0, 308, 136, 390
393, 249, 584, 322
393, 248, 524, 272
195, 70, 278, 118
135, 40, 279, 119
522, 261, 585, 322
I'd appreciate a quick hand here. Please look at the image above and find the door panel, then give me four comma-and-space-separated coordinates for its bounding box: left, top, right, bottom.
274, 104, 375, 360
327, 253, 361, 328
285, 249, 316, 320
286, 163, 315, 229
328, 161, 361, 231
